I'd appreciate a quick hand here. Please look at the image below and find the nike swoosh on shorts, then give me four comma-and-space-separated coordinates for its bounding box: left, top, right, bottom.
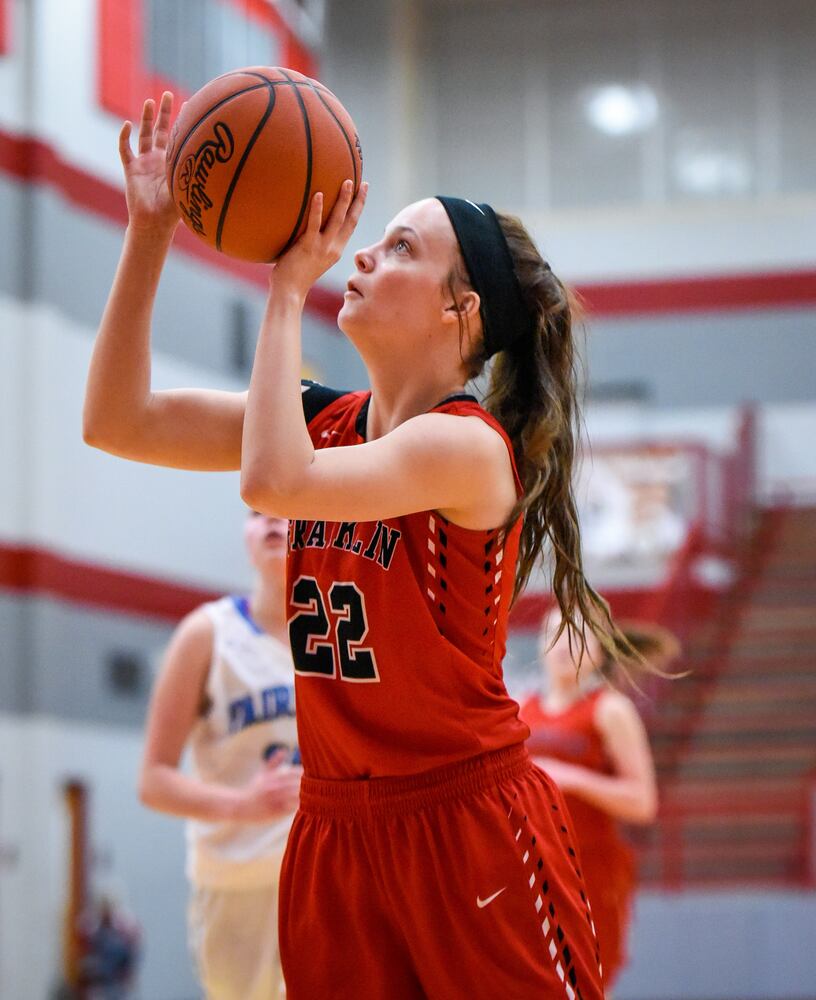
476, 887, 507, 908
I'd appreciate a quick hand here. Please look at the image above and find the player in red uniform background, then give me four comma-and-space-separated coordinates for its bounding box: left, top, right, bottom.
84, 92, 642, 998
522, 612, 679, 992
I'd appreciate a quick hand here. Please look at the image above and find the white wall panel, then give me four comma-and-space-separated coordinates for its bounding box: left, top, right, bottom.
29, 0, 128, 188
584, 402, 740, 452
0, 294, 31, 537
0, 713, 195, 1000
0, 0, 29, 131
525, 197, 816, 283
758, 403, 816, 504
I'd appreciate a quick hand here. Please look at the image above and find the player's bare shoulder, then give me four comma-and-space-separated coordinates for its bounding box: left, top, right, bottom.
594, 688, 644, 737
414, 411, 517, 527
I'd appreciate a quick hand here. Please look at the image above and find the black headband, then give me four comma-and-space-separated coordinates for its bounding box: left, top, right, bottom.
436, 196, 535, 357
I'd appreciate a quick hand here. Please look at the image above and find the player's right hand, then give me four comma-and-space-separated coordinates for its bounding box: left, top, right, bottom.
235, 753, 303, 822
119, 92, 179, 235
269, 179, 368, 302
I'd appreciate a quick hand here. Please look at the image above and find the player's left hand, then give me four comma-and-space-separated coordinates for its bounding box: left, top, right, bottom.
269, 179, 368, 302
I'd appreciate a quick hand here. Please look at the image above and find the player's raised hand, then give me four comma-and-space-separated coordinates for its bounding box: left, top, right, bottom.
269, 179, 369, 300
119, 91, 179, 235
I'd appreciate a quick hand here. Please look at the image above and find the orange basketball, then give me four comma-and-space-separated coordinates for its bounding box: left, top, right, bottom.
165, 67, 363, 263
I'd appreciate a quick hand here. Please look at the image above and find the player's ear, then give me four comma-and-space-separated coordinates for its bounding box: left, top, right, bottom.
441, 290, 480, 326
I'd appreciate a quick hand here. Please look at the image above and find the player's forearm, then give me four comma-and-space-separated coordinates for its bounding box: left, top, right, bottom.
138, 763, 242, 822
241, 287, 315, 509
560, 764, 657, 824
83, 226, 174, 452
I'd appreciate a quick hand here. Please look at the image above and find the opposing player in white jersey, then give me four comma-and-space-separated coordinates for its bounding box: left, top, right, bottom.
138, 512, 300, 1000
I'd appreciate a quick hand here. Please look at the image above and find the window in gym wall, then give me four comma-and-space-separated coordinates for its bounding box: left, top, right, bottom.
546, 19, 649, 209
663, 1, 757, 201
431, 5, 527, 210
145, 0, 285, 96
106, 650, 147, 698
98, 0, 318, 119
429, 0, 816, 211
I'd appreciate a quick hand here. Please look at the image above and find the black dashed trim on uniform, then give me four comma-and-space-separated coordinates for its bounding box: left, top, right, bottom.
504, 802, 599, 999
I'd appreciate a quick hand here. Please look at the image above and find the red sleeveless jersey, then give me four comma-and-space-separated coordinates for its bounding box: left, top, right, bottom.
287, 382, 530, 779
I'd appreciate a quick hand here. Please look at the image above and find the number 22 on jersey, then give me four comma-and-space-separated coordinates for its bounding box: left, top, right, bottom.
288, 576, 379, 682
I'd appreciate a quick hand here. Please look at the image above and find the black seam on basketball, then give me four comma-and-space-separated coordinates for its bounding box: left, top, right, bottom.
168, 83, 269, 189
303, 79, 358, 189
278, 69, 314, 257
215, 81, 278, 254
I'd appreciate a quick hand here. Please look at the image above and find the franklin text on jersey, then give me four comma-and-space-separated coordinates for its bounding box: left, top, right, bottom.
288, 518, 402, 570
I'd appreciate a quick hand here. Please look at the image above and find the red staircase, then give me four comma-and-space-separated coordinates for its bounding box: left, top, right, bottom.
638, 507, 816, 886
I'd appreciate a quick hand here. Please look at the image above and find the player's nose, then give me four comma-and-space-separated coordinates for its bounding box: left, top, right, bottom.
354, 247, 374, 273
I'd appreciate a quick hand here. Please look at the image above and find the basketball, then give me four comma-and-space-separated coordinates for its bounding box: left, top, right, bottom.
165, 67, 363, 263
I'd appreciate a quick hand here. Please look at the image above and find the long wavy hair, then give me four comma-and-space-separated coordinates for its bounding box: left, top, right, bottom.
447, 211, 636, 665
600, 621, 681, 680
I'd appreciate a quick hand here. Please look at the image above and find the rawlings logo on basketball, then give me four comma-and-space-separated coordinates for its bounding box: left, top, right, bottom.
177, 121, 235, 236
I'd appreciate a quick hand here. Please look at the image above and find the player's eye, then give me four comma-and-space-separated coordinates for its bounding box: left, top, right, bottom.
394, 238, 410, 253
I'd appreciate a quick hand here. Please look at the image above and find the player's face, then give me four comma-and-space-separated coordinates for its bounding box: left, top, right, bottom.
244, 513, 288, 573
538, 611, 603, 685
338, 198, 463, 346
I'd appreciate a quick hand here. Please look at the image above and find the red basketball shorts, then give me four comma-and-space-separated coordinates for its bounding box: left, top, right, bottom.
279, 745, 605, 999
578, 845, 636, 989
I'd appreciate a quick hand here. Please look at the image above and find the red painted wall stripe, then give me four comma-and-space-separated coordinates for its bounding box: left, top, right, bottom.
0, 543, 222, 622
97, 0, 144, 120
0, 541, 695, 630
578, 270, 816, 316
288, 267, 816, 324
3, 128, 816, 320
0, 0, 10, 54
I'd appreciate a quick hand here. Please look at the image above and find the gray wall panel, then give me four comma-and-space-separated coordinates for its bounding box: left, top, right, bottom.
0, 175, 33, 301
618, 889, 816, 998
588, 308, 816, 406
1, 591, 175, 727
0, 596, 32, 712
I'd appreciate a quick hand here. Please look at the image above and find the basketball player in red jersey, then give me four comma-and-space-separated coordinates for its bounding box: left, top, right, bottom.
522, 612, 678, 992
85, 92, 639, 998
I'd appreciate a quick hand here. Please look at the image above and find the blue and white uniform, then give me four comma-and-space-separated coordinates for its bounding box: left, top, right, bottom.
186, 595, 297, 1000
